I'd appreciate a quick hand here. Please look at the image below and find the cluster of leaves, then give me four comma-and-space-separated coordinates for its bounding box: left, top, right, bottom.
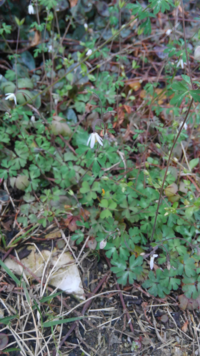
1, 0, 200, 301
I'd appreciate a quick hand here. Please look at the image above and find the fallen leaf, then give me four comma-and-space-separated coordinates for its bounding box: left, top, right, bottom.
80, 208, 90, 221
178, 294, 200, 311
3, 245, 85, 300
0, 334, 8, 350
126, 81, 141, 91
69, 0, 78, 7
158, 314, 168, 323
86, 237, 97, 250
181, 320, 188, 332
45, 229, 61, 239
62, 216, 79, 232
123, 104, 132, 114
1, 219, 12, 231
29, 29, 41, 47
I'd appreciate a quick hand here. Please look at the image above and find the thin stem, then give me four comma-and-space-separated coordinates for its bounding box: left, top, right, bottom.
150, 98, 194, 242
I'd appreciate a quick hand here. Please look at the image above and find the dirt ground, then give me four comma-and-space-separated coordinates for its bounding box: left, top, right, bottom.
1, 250, 199, 356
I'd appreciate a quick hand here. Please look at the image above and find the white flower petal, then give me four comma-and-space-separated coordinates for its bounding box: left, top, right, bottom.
96, 134, 103, 146
87, 135, 92, 146
176, 59, 185, 69
194, 46, 200, 61
150, 254, 158, 270
87, 133, 104, 149
28, 4, 34, 14
90, 134, 95, 148
100, 240, 107, 249
86, 49, 92, 56
166, 29, 172, 36
5, 93, 17, 105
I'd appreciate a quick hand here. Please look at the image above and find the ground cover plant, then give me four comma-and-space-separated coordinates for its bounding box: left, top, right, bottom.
1, 0, 200, 354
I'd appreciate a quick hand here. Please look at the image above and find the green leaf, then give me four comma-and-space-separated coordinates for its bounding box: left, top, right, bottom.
0, 259, 21, 286
92, 181, 101, 192
189, 158, 199, 170
99, 199, 108, 208
108, 200, 117, 210
100, 209, 112, 219
42, 316, 83, 327
117, 271, 131, 285
71, 231, 84, 244
80, 181, 90, 193
64, 152, 77, 161
183, 255, 196, 277
18, 78, 33, 89
190, 90, 200, 102
0, 315, 18, 324
129, 255, 143, 270
111, 259, 126, 274
182, 75, 191, 85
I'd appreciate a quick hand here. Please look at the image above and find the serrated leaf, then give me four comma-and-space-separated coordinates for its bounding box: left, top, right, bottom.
111, 259, 126, 273
190, 90, 200, 102
100, 209, 112, 219
129, 255, 143, 270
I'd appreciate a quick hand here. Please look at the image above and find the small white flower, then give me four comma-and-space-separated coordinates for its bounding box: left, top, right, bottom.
48, 45, 53, 53
5, 93, 17, 105
86, 49, 92, 56
176, 59, 185, 69
150, 254, 158, 270
31, 115, 35, 123
166, 29, 172, 36
84, 23, 88, 30
87, 132, 103, 149
179, 121, 187, 130
100, 240, 107, 249
194, 46, 200, 61
28, 4, 34, 14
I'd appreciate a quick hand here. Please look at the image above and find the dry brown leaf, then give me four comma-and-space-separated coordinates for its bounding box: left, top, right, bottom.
1, 219, 12, 231
123, 104, 132, 114
69, 0, 78, 7
126, 81, 141, 91
113, 107, 125, 128
155, 89, 167, 105
45, 229, 61, 239
140, 89, 150, 99
29, 30, 41, 47
62, 216, 79, 232
178, 294, 200, 311
80, 208, 90, 221
181, 320, 189, 332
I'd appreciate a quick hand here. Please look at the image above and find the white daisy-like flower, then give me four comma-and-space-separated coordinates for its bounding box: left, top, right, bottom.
5, 93, 17, 105
86, 49, 92, 56
176, 59, 185, 69
28, 4, 35, 14
150, 254, 158, 270
84, 23, 88, 30
87, 132, 103, 149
